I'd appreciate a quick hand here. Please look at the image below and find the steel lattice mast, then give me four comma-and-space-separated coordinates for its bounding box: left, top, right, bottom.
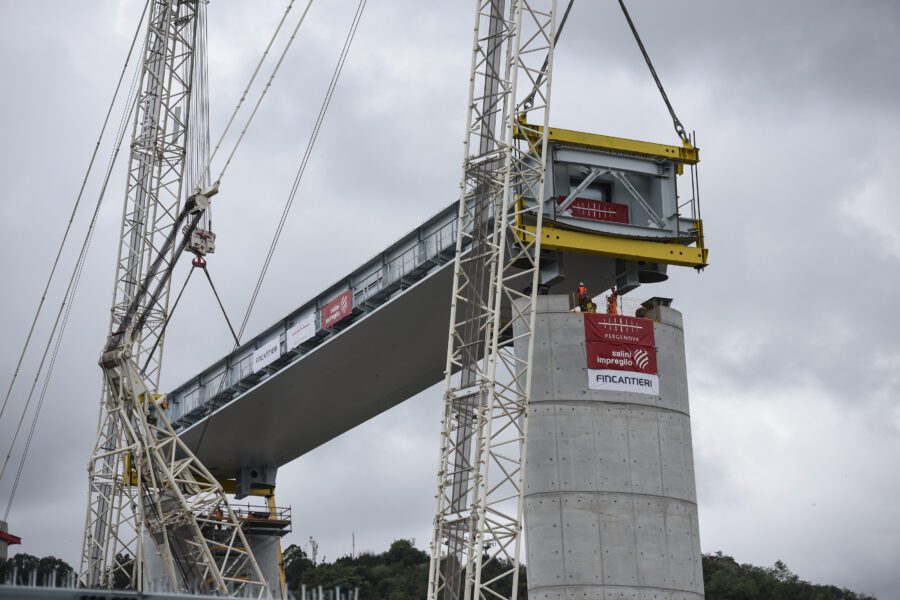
79, 1, 266, 595
427, 2, 557, 600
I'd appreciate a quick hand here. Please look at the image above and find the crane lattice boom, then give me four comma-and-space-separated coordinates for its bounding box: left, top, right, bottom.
79, 1, 267, 595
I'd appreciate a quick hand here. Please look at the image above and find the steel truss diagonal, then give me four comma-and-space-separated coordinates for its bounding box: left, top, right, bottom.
82, 356, 267, 596
80, 1, 267, 595
428, 2, 557, 600
110, 0, 198, 389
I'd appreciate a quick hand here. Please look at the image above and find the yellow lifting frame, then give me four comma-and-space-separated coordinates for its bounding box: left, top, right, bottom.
515, 121, 699, 167
522, 223, 707, 268
514, 196, 707, 268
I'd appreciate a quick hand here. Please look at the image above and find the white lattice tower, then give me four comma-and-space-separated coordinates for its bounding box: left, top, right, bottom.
79, 1, 267, 595
427, 2, 557, 600
111, 0, 198, 388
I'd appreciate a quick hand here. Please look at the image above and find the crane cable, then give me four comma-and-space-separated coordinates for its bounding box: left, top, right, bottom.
140, 268, 197, 377
211, 0, 316, 187
193, 0, 369, 455
202, 267, 241, 347
0, 10, 148, 515
236, 0, 367, 344
617, 0, 689, 143
200, 0, 299, 185
0, 0, 150, 426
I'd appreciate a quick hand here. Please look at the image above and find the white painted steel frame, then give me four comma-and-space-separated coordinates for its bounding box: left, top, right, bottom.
80, 1, 267, 595
428, 2, 557, 600
83, 355, 267, 596
109, 0, 195, 389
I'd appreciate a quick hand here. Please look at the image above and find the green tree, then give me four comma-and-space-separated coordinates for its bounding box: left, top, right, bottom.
0, 553, 73, 587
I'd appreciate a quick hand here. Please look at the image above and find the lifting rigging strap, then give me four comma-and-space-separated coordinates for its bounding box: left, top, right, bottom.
617, 0, 690, 143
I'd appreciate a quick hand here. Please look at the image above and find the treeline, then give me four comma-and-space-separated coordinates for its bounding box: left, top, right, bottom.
703, 552, 876, 600
0, 545, 878, 599
0, 553, 74, 587
284, 540, 878, 600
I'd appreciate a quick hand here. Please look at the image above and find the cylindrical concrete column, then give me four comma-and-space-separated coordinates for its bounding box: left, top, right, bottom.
518, 295, 703, 600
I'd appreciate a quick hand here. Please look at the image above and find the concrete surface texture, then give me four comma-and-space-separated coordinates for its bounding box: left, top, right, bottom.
517, 295, 704, 600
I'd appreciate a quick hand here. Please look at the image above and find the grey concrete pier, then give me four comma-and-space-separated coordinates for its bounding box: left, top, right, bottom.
518, 295, 704, 600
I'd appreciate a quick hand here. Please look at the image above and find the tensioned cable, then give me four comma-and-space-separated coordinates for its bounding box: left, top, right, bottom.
200, 0, 298, 186
211, 0, 316, 186
617, 0, 689, 142
0, 32, 146, 512
140, 267, 197, 377
236, 0, 367, 343
0, 0, 150, 426
202, 268, 241, 347
193, 0, 368, 455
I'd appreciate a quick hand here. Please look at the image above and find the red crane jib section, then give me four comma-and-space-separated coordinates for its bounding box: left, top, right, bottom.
557, 195, 629, 224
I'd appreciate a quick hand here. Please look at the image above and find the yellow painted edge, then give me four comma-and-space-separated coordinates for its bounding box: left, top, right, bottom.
523, 225, 708, 268
515, 122, 699, 165
219, 479, 273, 497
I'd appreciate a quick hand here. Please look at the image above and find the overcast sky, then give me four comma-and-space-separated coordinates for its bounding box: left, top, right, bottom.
0, 1, 898, 597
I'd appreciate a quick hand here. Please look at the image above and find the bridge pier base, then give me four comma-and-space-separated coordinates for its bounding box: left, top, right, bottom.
516, 295, 705, 599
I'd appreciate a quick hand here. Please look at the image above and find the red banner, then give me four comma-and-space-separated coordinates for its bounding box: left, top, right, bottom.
321, 289, 353, 329
584, 313, 658, 395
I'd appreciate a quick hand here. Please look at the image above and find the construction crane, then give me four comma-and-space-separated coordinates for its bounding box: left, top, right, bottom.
427, 2, 558, 600
79, 1, 267, 595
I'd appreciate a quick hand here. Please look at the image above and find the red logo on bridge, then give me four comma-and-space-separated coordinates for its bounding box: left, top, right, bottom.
322, 289, 353, 329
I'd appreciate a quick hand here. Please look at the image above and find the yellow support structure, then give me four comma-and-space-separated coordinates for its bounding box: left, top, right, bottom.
218, 479, 273, 497
515, 122, 699, 165
122, 458, 273, 496
522, 224, 708, 268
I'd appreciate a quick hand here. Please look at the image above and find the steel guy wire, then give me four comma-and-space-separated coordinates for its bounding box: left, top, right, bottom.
212, 0, 317, 187
193, 0, 368, 456
236, 0, 367, 344
200, 0, 298, 187
0, 0, 150, 426
0, 27, 146, 512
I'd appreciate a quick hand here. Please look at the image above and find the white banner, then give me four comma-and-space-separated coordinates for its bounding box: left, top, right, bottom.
287, 313, 316, 349
588, 369, 659, 395
253, 337, 281, 372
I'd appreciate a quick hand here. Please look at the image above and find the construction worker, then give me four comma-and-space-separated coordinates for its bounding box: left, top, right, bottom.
576, 282, 589, 312
606, 285, 619, 315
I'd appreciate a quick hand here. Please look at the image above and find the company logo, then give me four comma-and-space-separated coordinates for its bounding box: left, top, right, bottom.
340, 294, 349, 313
632, 347, 650, 370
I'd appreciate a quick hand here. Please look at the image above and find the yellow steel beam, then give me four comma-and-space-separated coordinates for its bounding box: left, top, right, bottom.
123, 460, 273, 497
515, 122, 699, 165
219, 479, 273, 497
523, 224, 708, 268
